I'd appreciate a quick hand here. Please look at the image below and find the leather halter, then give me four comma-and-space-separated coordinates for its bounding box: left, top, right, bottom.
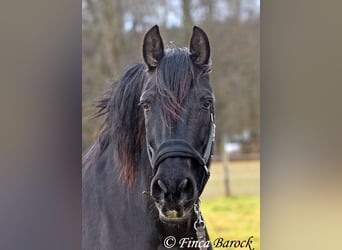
146, 114, 215, 195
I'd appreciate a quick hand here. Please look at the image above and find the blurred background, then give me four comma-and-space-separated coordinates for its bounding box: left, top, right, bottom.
82, 0, 259, 249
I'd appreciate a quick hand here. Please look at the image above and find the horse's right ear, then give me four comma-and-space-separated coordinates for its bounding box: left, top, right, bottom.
143, 25, 165, 70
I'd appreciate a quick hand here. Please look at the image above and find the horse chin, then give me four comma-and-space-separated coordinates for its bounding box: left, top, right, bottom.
157, 206, 193, 224
159, 211, 191, 224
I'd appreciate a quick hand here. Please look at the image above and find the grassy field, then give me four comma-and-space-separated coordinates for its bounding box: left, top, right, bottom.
200, 160, 260, 250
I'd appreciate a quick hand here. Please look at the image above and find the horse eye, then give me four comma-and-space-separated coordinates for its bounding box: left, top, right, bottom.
202, 100, 212, 110
142, 103, 150, 111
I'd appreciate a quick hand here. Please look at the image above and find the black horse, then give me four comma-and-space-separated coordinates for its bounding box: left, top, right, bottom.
83, 25, 215, 250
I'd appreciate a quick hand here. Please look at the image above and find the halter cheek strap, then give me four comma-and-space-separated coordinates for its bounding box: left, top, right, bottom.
146, 114, 215, 195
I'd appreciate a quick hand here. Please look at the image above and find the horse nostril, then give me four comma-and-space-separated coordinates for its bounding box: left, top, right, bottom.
177, 178, 189, 192
151, 179, 168, 200
158, 179, 168, 194
177, 178, 196, 202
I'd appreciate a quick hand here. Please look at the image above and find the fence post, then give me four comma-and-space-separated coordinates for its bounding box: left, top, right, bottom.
222, 135, 231, 196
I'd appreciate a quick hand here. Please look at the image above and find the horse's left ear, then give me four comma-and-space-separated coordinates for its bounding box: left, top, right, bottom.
189, 26, 211, 65
143, 25, 165, 70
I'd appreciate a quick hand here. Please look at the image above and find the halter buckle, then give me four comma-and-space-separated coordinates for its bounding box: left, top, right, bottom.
193, 202, 206, 230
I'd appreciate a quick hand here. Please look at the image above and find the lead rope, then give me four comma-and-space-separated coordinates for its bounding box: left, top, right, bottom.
193, 201, 208, 250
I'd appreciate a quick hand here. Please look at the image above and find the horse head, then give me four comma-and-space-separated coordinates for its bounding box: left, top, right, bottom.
141, 25, 215, 223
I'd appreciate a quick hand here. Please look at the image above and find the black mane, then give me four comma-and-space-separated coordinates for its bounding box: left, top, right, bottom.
82, 63, 147, 186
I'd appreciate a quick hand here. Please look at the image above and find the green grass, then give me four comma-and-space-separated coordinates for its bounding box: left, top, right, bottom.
199, 161, 260, 250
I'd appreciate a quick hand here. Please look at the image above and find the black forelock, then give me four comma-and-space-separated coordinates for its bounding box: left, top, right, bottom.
150, 46, 211, 127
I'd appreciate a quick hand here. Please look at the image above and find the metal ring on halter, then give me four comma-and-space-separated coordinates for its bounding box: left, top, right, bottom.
194, 219, 206, 230
193, 202, 206, 230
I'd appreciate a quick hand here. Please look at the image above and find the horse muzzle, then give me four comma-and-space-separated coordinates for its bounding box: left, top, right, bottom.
150, 158, 198, 223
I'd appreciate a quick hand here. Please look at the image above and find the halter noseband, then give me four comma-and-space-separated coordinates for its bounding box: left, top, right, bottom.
146, 114, 215, 195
